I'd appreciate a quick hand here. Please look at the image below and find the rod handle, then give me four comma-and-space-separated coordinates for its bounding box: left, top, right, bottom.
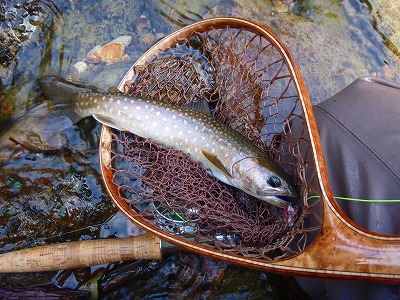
0, 234, 162, 273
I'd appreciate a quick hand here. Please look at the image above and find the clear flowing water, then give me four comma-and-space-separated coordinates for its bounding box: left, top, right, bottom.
0, 0, 398, 298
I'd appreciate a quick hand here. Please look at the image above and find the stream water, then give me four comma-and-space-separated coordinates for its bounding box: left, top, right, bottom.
0, 0, 398, 298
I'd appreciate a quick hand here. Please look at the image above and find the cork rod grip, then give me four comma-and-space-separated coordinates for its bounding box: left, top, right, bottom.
0, 234, 162, 273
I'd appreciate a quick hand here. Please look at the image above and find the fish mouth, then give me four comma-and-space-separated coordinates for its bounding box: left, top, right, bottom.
240, 188, 298, 208
258, 188, 298, 199
277, 195, 298, 205
261, 195, 298, 208
257, 189, 299, 208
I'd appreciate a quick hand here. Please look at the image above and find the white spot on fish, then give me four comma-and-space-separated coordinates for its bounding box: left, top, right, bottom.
225, 153, 229, 157
109, 98, 113, 102
173, 125, 178, 129
172, 115, 176, 120
104, 104, 108, 109
183, 120, 187, 125
194, 126, 199, 130
162, 117, 167, 122
178, 131, 182, 135
136, 106, 141, 110
145, 115, 149, 119
194, 148, 198, 152
211, 148, 215, 153
94, 99, 97, 103
152, 121, 158, 127
206, 143, 210, 147
110, 108, 114, 112
184, 138, 188, 143
145, 105, 149, 109
150, 107, 154, 111
117, 110, 121, 116
201, 136, 205, 141
193, 138, 197, 142
187, 148, 191, 153
124, 106, 128, 110
165, 126, 170, 131
130, 99, 134, 104
220, 146, 224, 150
102, 96, 106, 101
155, 111, 160, 116
96, 105, 100, 110
117, 99, 121, 104
129, 114, 133, 118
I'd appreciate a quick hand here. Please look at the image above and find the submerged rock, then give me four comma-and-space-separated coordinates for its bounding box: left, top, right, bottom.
84, 36, 132, 63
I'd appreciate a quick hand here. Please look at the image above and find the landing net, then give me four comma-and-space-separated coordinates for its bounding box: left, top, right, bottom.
103, 23, 322, 260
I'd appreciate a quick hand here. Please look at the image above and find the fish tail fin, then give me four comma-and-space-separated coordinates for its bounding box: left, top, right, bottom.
38, 76, 95, 124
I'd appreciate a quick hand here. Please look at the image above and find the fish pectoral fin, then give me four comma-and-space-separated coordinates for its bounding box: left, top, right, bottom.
201, 149, 233, 180
92, 114, 125, 131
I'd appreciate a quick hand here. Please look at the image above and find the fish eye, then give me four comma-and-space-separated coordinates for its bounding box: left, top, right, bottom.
267, 176, 281, 188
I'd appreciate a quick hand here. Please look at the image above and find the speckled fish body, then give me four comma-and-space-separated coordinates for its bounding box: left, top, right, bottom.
40, 77, 298, 207
76, 93, 266, 183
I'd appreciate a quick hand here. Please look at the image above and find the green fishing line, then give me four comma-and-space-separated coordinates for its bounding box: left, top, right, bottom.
308, 195, 400, 203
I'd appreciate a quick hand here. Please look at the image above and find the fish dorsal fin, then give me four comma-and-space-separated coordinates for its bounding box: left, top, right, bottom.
92, 114, 125, 131
201, 149, 233, 180
184, 98, 211, 114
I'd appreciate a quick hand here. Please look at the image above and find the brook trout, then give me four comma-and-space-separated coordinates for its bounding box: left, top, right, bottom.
40, 76, 298, 208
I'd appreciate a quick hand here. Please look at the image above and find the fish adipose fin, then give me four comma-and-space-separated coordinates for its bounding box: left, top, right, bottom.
92, 114, 125, 131
201, 149, 233, 180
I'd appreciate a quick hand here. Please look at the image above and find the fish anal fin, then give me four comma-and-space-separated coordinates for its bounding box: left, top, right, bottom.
201, 149, 232, 180
93, 114, 125, 131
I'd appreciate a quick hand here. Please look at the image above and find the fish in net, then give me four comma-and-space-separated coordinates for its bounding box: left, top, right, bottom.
103, 24, 323, 260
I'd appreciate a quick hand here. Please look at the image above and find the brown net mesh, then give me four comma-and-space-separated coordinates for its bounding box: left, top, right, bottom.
103, 23, 323, 260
